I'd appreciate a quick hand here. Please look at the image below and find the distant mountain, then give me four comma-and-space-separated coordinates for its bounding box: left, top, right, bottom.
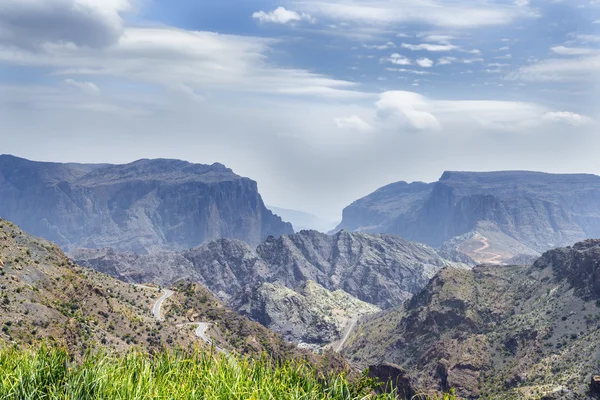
73, 230, 467, 344
335, 171, 600, 263
343, 240, 600, 398
0, 155, 293, 253
267, 206, 338, 233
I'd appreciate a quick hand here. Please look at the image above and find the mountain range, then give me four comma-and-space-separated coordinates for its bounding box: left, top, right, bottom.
0, 155, 293, 253
343, 240, 600, 399
0, 218, 347, 371
73, 229, 467, 345
335, 171, 600, 263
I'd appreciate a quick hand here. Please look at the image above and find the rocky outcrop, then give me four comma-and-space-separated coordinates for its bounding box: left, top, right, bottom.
75, 230, 465, 310
344, 242, 600, 398
0, 155, 293, 253
367, 363, 417, 399
256, 230, 467, 308
335, 171, 600, 262
232, 280, 380, 344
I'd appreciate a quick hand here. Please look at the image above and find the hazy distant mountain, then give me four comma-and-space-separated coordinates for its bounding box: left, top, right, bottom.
335, 171, 600, 263
344, 240, 600, 398
0, 155, 293, 253
267, 206, 338, 233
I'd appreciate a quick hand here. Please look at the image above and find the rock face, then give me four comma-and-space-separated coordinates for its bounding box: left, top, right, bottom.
367, 363, 417, 399
344, 241, 600, 398
73, 230, 465, 344
335, 171, 600, 263
232, 280, 380, 344
256, 230, 466, 308
0, 154, 293, 253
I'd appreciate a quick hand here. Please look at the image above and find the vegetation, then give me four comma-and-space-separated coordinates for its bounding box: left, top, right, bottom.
0, 344, 393, 400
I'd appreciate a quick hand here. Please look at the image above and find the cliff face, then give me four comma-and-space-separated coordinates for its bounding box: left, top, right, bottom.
0, 155, 293, 252
344, 241, 600, 398
335, 171, 600, 262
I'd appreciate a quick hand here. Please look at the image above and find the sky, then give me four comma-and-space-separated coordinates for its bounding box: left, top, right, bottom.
0, 0, 599, 221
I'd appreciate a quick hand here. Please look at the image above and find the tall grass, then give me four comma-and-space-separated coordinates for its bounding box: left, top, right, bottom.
0, 345, 399, 400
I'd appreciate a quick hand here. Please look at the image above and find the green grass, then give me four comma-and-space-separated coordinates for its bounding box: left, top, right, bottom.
0, 345, 399, 400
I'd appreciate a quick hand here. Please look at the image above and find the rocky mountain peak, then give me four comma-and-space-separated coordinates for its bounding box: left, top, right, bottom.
533, 239, 600, 300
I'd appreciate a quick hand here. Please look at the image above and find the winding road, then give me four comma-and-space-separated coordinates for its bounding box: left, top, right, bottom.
140, 285, 225, 352
152, 289, 174, 322
472, 237, 502, 264
334, 318, 358, 353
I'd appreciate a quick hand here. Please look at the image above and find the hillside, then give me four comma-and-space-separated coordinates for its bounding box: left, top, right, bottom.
343, 240, 600, 398
73, 229, 466, 346
0, 155, 293, 252
0, 218, 348, 371
335, 171, 600, 263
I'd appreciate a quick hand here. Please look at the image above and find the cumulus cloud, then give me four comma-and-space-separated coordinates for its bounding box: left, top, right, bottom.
376, 91, 441, 130
292, 0, 537, 28
383, 53, 412, 65
416, 57, 434, 67
542, 111, 592, 126
437, 56, 457, 65
373, 90, 579, 132
508, 56, 600, 81
551, 46, 598, 56
334, 115, 372, 131
0, 0, 131, 49
364, 41, 395, 50
252, 7, 315, 24
64, 78, 101, 95
401, 43, 458, 52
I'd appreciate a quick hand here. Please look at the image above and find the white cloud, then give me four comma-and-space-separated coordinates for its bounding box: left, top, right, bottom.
383, 53, 412, 65
386, 68, 432, 75
64, 78, 101, 95
252, 7, 315, 24
438, 56, 457, 65
542, 111, 592, 125
377, 91, 441, 130
508, 56, 600, 81
416, 57, 434, 67
334, 115, 372, 131
568, 33, 600, 44
0, 0, 132, 49
551, 45, 598, 55
495, 54, 513, 59
364, 41, 395, 50
401, 42, 458, 52
0, 27, 365, 99
374, 90, 572, 132
293, 0, 537, 28
418, 34, 455, 43
463, 57, 484, 63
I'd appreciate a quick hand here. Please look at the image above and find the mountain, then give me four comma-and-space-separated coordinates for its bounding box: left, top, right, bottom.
268, 206, 338, 233
232, 280, 380, 345
343, 240, 600, 399
0, 154, 293, 253
335, 171, 600, 263
0, 218, 348, 370
73, 229, 466, 345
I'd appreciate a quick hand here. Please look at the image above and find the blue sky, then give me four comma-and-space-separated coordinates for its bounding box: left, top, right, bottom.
1, 0, 599, 219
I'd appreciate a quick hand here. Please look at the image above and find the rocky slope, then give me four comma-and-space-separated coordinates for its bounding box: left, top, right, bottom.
335, 171, 600, 263
232, 280, 380, 345
0, 218, 348, 371
73, 230, 466, 344
344, 240, 600, 398
0, 155, 292, 253
74, 230, 465, 309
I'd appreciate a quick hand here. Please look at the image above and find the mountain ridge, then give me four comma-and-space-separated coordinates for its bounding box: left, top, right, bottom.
0, 154, 293, 253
